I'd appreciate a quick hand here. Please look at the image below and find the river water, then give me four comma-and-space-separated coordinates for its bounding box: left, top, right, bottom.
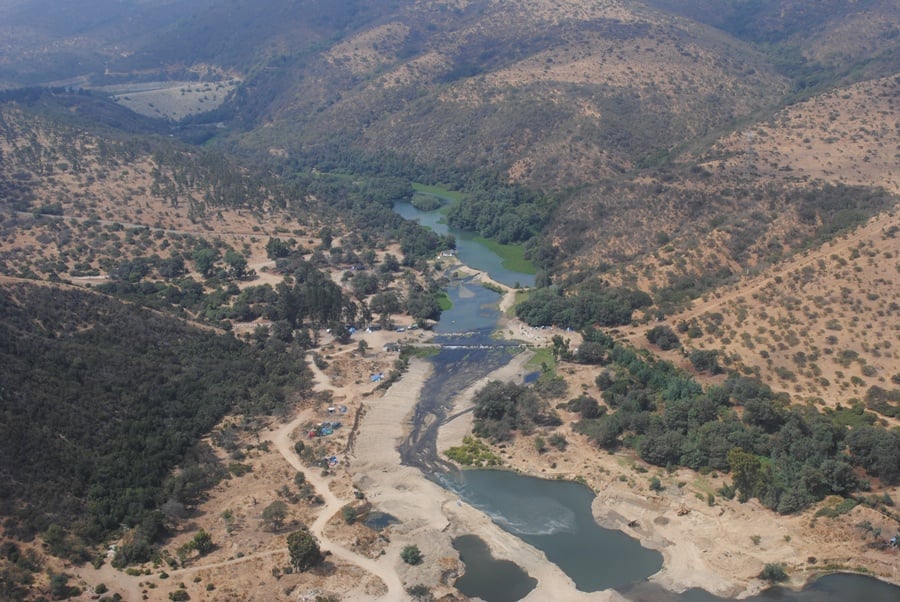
392, 208, 900, 602
393, 201, 535, 288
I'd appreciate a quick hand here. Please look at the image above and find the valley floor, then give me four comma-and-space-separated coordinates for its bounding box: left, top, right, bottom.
70, 288, 899, 601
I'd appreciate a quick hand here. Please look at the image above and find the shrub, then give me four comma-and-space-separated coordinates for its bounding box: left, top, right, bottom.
406, 584, 433, 601
342, 504, 358, 525
759, 563, 788, 583
689, 349, 721, 374
401, 545, 422, 565
646, 325, 681, 350
548, 433, 567, 451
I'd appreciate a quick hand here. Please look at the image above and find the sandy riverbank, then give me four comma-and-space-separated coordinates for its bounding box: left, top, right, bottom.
350, 357, 624, 601
69, 284, 897, 602
409, 290, 899, 599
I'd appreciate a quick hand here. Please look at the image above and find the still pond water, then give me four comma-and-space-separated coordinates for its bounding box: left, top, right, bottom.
444, 470, 899, 602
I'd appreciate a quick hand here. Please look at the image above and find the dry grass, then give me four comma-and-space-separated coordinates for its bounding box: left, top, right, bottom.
702, 75, 900, 195
105, 79, 241, 121
622, 209, 900, 413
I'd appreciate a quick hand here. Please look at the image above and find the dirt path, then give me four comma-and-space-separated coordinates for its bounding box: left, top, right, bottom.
265, 413, 406, 600
305, 352, 333, 392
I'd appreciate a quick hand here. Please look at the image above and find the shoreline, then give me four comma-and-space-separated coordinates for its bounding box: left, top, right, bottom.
348, 357, 619, 601
428, 288, 900, 599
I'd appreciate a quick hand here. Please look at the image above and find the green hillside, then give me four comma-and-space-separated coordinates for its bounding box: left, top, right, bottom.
0, 281, 311, 557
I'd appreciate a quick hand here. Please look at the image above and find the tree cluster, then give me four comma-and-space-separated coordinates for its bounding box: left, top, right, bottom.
572, 328, 900, 514
516, 284, 651, 329
472, 381, 562, 442
446, 180, 554, 244
0, 282, 312, 559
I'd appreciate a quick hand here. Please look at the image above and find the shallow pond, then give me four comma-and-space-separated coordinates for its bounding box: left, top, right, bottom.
452, 534, 538, 602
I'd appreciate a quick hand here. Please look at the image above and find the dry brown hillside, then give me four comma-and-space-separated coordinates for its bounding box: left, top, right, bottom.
622, 209, 900, 413
700, 75, 900, 195
552, 74, 898, 298
0, 105, 323, 283
248, 0, 790, 187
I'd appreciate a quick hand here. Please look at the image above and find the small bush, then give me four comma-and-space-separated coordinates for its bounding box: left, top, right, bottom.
760, 563, 788, 582
342, 504, 358, 525
646, 325, 681, 350
401, 545, 422, 565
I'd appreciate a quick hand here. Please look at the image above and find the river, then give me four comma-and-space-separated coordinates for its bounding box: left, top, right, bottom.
392, 207, 900, 602
393, 200, 535, 288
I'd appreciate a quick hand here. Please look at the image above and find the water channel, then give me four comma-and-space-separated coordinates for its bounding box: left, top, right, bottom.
393, 200, 535, 288
392, 204, 900, 602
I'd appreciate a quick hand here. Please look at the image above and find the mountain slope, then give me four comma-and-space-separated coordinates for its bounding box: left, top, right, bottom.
227, 0, 791, 187
0, 0, 221, 86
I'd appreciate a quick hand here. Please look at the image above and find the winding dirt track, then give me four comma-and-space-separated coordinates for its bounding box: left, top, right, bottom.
267, 413, 406, 600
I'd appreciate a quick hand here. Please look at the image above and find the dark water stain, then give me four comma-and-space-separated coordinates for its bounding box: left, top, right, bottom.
362, 511, 397, 531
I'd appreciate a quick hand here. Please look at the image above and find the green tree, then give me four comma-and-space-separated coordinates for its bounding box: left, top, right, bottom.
350, 271, 379, 297
370, 291, 401, 327
380, 253, 400, 273
400, 544, 422, 565
759, 563, 788, 582
192, 247, 218, 278
406, 290, 441, 324
192, 530, 213, 555
266, 237, 293, 260
50, 572, 80, 599
342, 504, 358, 524
551, 334, 571, 360
224, 249, 247, 279
318, 227, 334, 249
646, 325, 681, 350
287, 529, 323, 572
727, 448, 762, 501
261, 500, 288, 531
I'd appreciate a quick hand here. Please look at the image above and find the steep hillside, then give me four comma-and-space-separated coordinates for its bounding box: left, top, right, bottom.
620, 209, 900, 411
644, 0, 900, 82
0, 0, 221, 86
230, 0, 791, 187
0, 277, 312, 550
700, 75, 900, 195
208, 0, 897, 298
547, 73, 898, 298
